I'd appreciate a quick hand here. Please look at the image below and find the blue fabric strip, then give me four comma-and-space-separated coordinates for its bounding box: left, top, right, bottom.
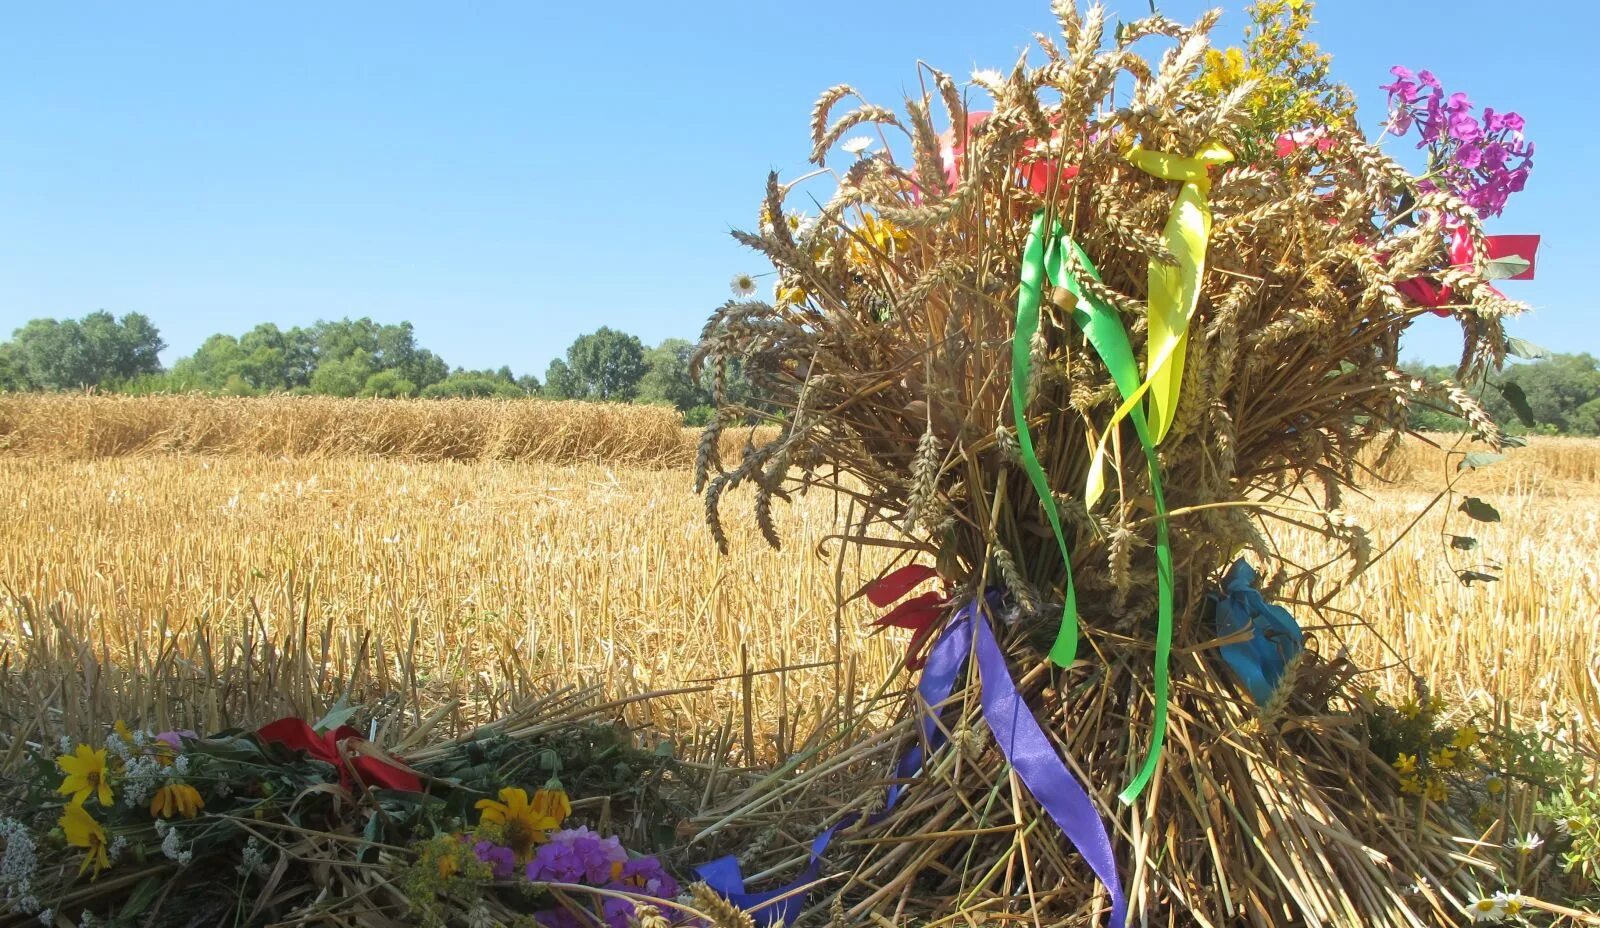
1211, 559, 1304, 705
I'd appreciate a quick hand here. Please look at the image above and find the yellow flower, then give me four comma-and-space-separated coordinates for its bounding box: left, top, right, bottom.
475, 787, 562, 864
57, 745, 113, 807
437, 854, 460, 879
530, 786, 572, 825
1399, 776, 1422, 796
776, 284, 808, 306
1485, 775, 1505, 796
59, 802, 111, 879
1398, 698, 1421, 720
847, 214, 909, 268
1452, 726, 1479, 750
1393, 753, 1418, 776
149, 783, 204, 819
1430, 747, 1458, 771
113, 720, 135, 745
1426, 778, 1449, 803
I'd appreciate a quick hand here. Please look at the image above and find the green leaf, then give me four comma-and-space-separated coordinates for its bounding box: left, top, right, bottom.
1497, 381, 1537, 427
1459, 452, 1505, 470
1458, 569, 1500, 586
314, 698, 359, 734
1449, 535, 1479, 551
120, 876, 164, 918
1502, 434, 1529, 448
1459, 497, 1502, 523
1505, 336, 1552, 361
1483, 254, 1531, 281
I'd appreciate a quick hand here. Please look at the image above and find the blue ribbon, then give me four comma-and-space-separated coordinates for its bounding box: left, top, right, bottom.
698, 596, 1127, 927
1211, 560, 1304, 705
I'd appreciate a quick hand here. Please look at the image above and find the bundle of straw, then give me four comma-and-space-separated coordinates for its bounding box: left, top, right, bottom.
692, 3, 1525, 924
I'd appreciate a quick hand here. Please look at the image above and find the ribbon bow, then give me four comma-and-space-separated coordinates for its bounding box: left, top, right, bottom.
255, 718, 424, 793
1071, 143, 1231, 506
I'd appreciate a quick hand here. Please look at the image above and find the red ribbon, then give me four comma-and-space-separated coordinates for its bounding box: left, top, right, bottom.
1395, 227, 1539, 317
255, 718, 423, 793
860, 565, 950, 670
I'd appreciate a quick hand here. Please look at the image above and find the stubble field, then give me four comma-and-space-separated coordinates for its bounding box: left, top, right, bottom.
1, 396, 1597, 761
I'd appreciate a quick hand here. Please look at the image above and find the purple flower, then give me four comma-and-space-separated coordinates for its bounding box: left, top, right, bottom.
468, 838, 518, 880
155, 730, 195, 750
612, 856, 680, 899
1418, 70, 1441, 89
525, 827, 629, 885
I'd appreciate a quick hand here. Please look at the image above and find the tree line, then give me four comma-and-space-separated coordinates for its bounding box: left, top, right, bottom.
0, 312, 727, 423
4, 312, 1597, 434
1404, 353, 1600, 436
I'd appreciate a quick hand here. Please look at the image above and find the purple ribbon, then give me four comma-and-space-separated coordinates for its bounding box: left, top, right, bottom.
695, 612, 976, 925
698, 596, 1125, 927
971, 607, 1127, 927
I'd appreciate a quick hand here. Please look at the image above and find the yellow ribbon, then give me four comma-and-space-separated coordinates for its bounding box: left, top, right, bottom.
1084, 141, 1232, 507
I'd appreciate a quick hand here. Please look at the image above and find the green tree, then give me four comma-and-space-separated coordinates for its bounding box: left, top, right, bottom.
361, 370, 418, 398
542, 358, 581, 400
0, 342, 30, 391
555, 327, 646, 401
5, 311, 166, 389
637, 338, 712, 412
420, 371, 524, 398
308, 353, 373, 397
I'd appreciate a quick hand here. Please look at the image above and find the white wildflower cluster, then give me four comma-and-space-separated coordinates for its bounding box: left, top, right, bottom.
159, 825, 192, 866
57, 735, 73, 754
237, 836, 268, 877
1, 817, 42, 914
172, 754, 191, 776
106, 731, 131, 762
36, 909, 52, 925
119, 753, 166, 808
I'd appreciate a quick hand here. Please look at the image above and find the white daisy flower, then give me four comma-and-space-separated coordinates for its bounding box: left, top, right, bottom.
1464, 894, 1506, 922
1508, 832, 1544, 855
840, 136, 874, 156
729, 273, 758, 298
1493, 892, 1525, 917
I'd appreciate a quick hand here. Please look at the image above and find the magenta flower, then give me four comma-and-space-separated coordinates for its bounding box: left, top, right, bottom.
1381, 66, 1533, 219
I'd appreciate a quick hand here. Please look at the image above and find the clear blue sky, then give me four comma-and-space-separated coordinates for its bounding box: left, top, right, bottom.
1, 1, 1593, 376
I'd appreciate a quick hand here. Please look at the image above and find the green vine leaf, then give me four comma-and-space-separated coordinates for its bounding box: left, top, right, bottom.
1459, 497, 1501, 523
1505, 335, 1551, 360
1459, 452, 1505, 470
1496, 381, 1537, 428
1448, 535, 1478, 551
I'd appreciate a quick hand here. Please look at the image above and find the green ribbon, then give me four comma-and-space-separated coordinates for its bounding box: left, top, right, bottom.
1013, 212, 1080, 669
1042, 225, 1173, 806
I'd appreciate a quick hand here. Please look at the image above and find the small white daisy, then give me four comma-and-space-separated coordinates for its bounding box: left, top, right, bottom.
729, 273, 758, 298
840, 136, 874, 156
1464, 893, 1506, 922
1493, 892, 1525, 917
1508, 832, 1544, 855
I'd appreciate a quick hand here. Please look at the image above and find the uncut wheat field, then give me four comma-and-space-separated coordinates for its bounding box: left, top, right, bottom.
1, 396, 1597, 758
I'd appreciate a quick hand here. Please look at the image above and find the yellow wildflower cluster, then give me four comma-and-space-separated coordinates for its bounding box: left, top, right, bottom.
1195, 0, 1356, 146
